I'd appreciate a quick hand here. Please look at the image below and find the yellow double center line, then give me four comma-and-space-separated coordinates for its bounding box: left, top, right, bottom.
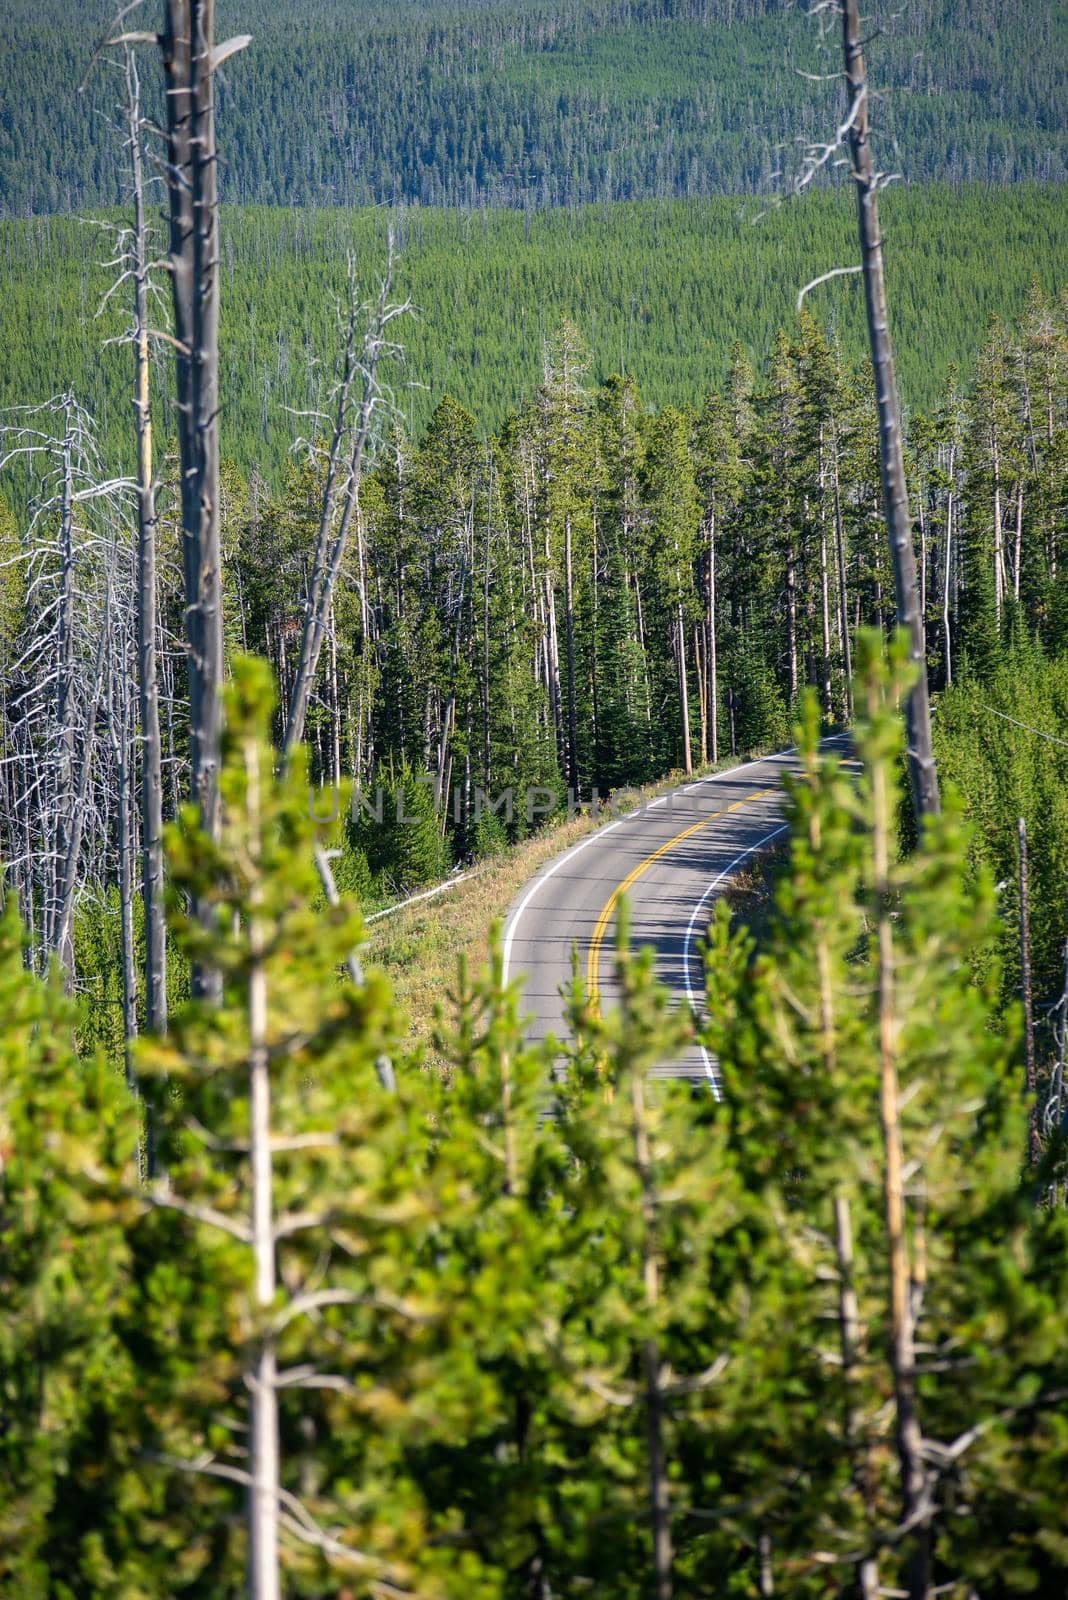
585, 786, 776, 1008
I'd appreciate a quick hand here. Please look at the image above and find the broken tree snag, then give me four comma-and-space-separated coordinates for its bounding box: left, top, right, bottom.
842, 0, 939, 821
159, 2, 248, 995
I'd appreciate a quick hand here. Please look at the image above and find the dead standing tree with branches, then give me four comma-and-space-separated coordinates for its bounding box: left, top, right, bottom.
796, 1, 940, 824
0, 397, 134, 989
282, 243, 409, 760
87, 36, 173, 1034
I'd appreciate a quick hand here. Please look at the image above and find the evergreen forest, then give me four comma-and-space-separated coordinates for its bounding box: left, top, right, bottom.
1, 4, 1067, 1599
3, 0, 1066, 214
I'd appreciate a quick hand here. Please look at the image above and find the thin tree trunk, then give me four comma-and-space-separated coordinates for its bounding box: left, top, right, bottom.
991, 426, 1004, 621
786, 544, 798, 705
113, 664, 139, 1063
871, 693, 930, 1599
482, 475, 493, 786
591, 511, 602, 777
818, 428, 833, 716
757, 1530, 774, 1597
917, 488, 927, 620
676, 598, 692, 776
694, 624, 707, 765
707, 507, 719, 764
126, 47, 167, 1032
943, 449, 955, 687
284, 254, 400, 758
564, 514, 579, 795
246, 732, 281, 1600
832, 427, 853, 718
834, 1195, 881, 1600
1019, 818, 1040, 1168
160, 1, 243, 998
327, 601, 341, 788
844, 0, 939, 821
630, 1065, 673, 1600
53, 628, 108, 983
51, 405, 77, 968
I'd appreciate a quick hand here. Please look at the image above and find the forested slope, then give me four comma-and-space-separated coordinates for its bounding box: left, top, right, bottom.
2, 0, 1065, 215
1, 186, 1064, 476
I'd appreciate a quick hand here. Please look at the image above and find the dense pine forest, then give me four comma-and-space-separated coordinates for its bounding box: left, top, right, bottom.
3, 0, 1066, 214
1, 187, 1065, 470
2, 3, 1068, 1598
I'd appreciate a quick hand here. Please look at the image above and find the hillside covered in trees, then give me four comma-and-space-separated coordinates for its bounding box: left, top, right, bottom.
2, 3, 1068, 1597
1, 186, 1064, 476
1, 0, 1065, 216
6, 288, 1067, 1052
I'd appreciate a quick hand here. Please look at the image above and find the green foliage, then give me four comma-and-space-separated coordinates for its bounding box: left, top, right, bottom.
730, 636, 790, 752
1, 188, 1065, 477
3, 0, 1065, 215
1, 647, 1067, 1594
0, 898, 137, 1594
934, 645, 1068, 1014
702, 636, 1068, 1593
124, 660, 471, 1595
351, 764, 451, 896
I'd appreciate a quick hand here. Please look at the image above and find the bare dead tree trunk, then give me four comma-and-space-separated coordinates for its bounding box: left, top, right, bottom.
786, 543, 798, 706
51, 403, 78, 974
757, 1530, 774, 1596
843, 0, 939, 822
107, 595, 140, 1068
1018, 818, 1041, 1168
675, 595, 692, 777
283, 251, 405, 759
943, 444, 956, 687
53, 627, 108, 980
125, 47, 167, 1032
818, 426, 833, 716
327, 600, 341, 789
160, 2, 247, 996
831, 426, 853, 718
991, 423, 1004, 622
1012, 478, 1024, 604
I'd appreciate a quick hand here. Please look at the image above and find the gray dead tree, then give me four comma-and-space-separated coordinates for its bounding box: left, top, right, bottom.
87, 34, 172, 1033
157, 1, 249, 993
794, 1, 939, 823
124, 43, 168, 1032
0, 397, 133, 987
283, 244, 408, 760
94, 2, 248, 994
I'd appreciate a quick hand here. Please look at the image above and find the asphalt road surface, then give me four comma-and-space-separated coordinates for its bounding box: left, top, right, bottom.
502, 737, 851, 1093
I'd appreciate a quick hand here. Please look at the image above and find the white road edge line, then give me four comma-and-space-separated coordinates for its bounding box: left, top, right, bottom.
500, 748, 799, 983
682, 732, 851, 1098
682, 822, 790, 1101
501, 733, 850, 989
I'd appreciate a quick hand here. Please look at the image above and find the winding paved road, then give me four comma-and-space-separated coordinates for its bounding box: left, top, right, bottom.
502, 737, 851, 1092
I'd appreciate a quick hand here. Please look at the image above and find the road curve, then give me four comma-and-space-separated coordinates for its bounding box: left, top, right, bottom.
501, 738, 850, 1092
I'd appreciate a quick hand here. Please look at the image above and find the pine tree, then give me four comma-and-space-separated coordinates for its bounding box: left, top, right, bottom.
640, 405, 701, 775
703, 636, 1068, 1597
131, 660, 459, 1597
0, 897, 137, 1593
